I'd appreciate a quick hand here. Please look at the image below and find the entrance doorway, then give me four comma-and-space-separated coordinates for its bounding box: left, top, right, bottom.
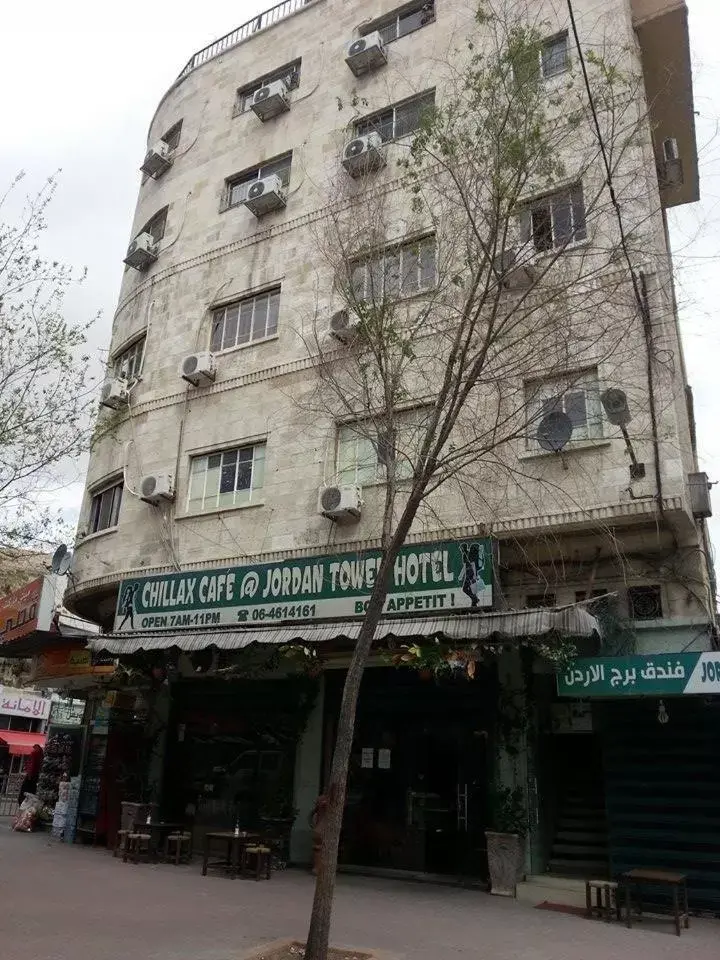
324, 665, 497, 879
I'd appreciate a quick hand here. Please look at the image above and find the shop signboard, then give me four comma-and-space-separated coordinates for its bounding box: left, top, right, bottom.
0, 576, 56, 645
113, 538, 494, 632
32, 646, 115, 682
557, 653, 720, 697
0, 685, 51, 720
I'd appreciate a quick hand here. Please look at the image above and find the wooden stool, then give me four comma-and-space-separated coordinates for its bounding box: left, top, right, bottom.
620, 869, 689, 936
243, 845, 272, 880
585, 880, 620, 921
124, 832, 152, 863
114, 829, 129, 858
164, 831, 192, 865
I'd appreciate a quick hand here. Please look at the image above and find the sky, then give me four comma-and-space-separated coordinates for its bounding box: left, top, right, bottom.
1, 0, 719, 556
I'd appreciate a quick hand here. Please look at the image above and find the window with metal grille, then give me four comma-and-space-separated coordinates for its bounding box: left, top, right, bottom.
113, 337, 146, 380
365, 1, 436, 44
225, 154, 292, 208
235, 60, 301, 115
525, 369, 603, 450
575, 589, 608, 603
350, 235, 436, 302
89, 481, 123, 534
517, 185, 586, 253
210, 289, 280, 352
137, 207, 168, 244
355, 90, 435, 141
541, 33, 570, 78
628, 585, 663, 620
188, 443, 266, 513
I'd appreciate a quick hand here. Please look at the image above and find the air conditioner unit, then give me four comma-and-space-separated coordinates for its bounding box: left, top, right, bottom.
688, 471, 712, 519
124, 232, 158, 271
243, 174, 287, 217
180, 352, 216, 386
342, 132, 386, 178
318, 485, 362, 523
140, 473, 175, 505
329, 309, 361, 343
345, 32, 387, 76
140, 140, 172, 179
251, 79, 290, 121
100, 378, 129, 410
494, 248, 537, 289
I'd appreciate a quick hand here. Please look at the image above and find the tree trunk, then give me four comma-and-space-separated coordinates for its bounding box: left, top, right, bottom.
303, 584, 388, 960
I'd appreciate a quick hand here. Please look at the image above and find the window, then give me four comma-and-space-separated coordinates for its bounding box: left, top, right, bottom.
161, 120, 183, 152
336, 409, 428, 486
137, 207, 168, 244
355, 90, 435, 141
350, 235, 436, 302
526, 593, 556, 608
365, 1, 436, 44
541, 33, 570, 79
235, 60, 301, 115
225, 154, 292, 208
525, 369, 602, 449
113, 337, 145, 380
89, 481, 123, 534
627, 585, 663, 620
188, 443, 266, 513
210, 289, 280, 352
518, 185, 586, 253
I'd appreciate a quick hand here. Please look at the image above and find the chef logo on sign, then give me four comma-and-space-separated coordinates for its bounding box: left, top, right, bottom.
117, 582, 140, 630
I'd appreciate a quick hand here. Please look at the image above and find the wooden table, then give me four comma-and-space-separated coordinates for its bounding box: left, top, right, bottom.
124, 821, 185, 862
201, 831, 261, 878
620, 869, 690, 936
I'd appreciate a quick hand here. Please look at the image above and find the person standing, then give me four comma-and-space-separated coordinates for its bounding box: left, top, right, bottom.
19, 743, 44, 805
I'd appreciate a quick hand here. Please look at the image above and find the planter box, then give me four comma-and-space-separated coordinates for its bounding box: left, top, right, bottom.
485, 830, 524, 897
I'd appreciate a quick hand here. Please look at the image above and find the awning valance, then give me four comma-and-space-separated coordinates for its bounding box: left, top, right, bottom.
88, 606, 599, 655
0, 731, 46, 756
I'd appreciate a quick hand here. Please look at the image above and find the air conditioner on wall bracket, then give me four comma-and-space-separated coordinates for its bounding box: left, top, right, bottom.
140, 140, 172, 179
180, 352, 216, 386
345, 32, 387, 76
100, 378, 129, 410
318, 485, 362, 522
342, 132, 386, 178
124, 232, 158, 271
251, 79, 290, 121
243, 175, 287, 217
329, 309, 361, 343
140, 473, 175, 505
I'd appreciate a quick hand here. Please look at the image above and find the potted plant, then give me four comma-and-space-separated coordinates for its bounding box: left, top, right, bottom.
485, 785, 526, 897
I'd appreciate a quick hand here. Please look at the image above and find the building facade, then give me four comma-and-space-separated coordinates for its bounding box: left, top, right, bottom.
66, 0, 720, 901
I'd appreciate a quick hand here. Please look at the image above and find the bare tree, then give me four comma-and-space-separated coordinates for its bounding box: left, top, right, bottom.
0, 173, 96, 553
303, 4, 663, 956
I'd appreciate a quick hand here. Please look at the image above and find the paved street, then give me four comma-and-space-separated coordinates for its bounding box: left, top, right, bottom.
0, 829, 718, 960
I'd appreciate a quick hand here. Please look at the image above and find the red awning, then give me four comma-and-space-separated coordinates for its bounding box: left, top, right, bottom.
0, 731, 46, 756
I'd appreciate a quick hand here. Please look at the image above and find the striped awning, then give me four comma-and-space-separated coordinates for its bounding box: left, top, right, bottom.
88, 606, 599, 655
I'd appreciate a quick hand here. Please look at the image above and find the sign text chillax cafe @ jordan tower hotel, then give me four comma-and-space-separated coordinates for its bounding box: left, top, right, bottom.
113, 540, 493, 632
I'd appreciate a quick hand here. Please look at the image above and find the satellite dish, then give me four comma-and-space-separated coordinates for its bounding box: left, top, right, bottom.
536, 411, 573, 452
600, 388, 631, 426
50, 544, 72, 576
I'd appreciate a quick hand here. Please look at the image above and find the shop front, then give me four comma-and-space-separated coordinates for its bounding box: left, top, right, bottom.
554, 653, 720, 910
89, 538, 600, 869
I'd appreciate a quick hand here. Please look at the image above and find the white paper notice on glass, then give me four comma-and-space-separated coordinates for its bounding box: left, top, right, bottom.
378, 748, 391, 770
361, 747, 374, 769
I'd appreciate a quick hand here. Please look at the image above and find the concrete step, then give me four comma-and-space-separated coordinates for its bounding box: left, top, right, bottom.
548, 858, 609, 877
551, 842, 608, 857
556, 829, 608, 843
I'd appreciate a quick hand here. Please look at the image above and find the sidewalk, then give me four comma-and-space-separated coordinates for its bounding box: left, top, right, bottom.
0, 829, 717, 960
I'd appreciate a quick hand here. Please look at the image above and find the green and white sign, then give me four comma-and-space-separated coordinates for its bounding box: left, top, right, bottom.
114, 539, 493, 633
557, 653, 720, 698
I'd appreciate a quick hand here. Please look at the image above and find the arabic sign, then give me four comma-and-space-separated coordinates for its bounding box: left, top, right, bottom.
0, 686, 51, 720
32, 646, 115, 683
113, 539, 493, 632
557, 653, 720, 697
0, 577, 56, 645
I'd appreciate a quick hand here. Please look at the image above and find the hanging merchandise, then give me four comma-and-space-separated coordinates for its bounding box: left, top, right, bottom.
37, 734, 73, 808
